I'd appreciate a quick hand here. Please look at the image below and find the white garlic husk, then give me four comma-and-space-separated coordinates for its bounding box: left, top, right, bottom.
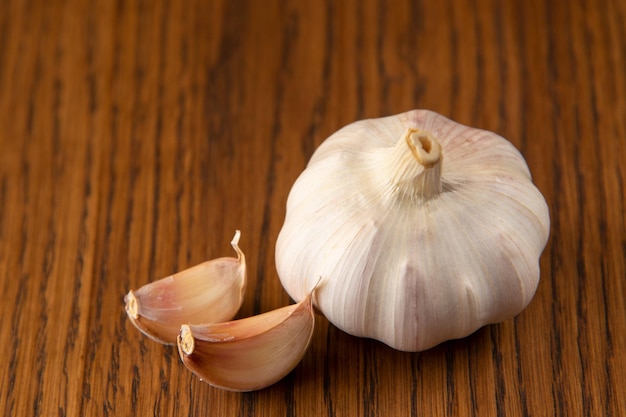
275, 109, 550, 352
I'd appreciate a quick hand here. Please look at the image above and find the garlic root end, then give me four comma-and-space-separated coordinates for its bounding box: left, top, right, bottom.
178, 324, 195, 355
125, 290, 139, 320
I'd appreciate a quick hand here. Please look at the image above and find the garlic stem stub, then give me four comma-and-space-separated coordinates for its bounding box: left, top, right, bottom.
177, 291, 316, 392
125, 230, 246, 344
276, 109, 550, 352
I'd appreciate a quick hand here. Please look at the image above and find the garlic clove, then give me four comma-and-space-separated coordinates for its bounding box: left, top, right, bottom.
125, 230, 246, 344
177, 290, 316, 392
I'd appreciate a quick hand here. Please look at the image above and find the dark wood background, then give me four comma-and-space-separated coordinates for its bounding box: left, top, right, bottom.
1, 0, 624, 415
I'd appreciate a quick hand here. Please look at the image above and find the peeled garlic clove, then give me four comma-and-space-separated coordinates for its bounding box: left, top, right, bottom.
177, 291, 316, 392
276, 110, 550, 352
125, 230, 246, 344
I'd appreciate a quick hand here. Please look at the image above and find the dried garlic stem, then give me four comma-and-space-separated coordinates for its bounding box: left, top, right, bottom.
406, 129, 442, 168
381, 128, 442, 202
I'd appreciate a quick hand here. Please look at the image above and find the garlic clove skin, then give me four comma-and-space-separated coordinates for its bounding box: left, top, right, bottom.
177, 291, 316, 392
125, 230, 246, 345
276, 110, 550, 352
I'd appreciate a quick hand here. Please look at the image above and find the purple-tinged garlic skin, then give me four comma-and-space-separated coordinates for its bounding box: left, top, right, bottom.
177, 291, 315, 391
125, 231, 246, 344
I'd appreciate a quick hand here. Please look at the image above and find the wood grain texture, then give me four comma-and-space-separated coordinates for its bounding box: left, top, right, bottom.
0, 0, 624, 415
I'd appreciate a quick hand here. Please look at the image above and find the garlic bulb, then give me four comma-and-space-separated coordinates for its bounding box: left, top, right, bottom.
275, 110, 550, 352
125, 231, 246, 344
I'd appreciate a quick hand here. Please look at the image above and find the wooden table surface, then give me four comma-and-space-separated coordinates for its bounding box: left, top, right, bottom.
1, 0, 625, 415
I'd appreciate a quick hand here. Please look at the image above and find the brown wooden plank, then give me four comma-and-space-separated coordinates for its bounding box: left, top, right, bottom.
0, 0, 624, 415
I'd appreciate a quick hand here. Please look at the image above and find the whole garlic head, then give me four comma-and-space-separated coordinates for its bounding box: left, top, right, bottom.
275, 110, 550, 352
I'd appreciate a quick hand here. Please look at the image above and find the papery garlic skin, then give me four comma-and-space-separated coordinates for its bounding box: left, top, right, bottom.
276, 110, 550, 352
177, 291, 316, 392
125, 231, 246, 344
